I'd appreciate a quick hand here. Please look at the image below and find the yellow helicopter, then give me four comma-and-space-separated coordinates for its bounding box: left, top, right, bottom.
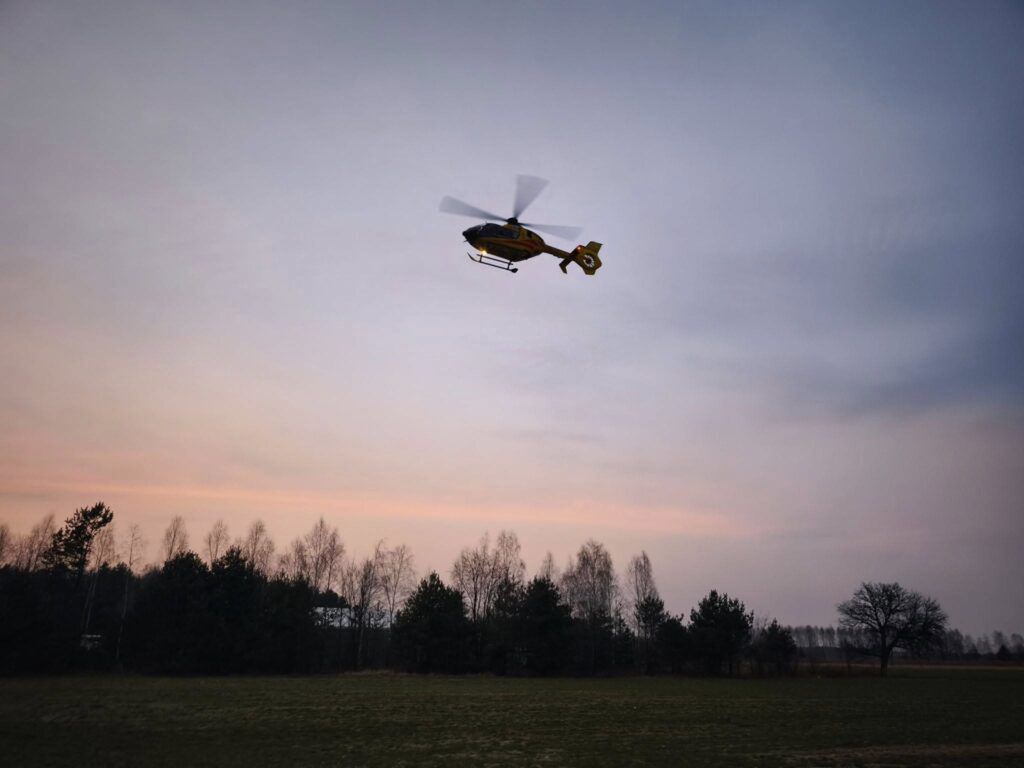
440, 175, 603, 275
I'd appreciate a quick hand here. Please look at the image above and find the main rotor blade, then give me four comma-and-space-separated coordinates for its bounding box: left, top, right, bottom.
522, 222, 582, 241
512, 175, 549, 220
439, 196, 504, 221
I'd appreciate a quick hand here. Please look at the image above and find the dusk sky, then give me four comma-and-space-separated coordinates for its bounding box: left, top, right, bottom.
2, 1, 1022, 634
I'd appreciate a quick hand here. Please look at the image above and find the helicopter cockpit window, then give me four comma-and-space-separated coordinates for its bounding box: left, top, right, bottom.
482, 224, 517, 238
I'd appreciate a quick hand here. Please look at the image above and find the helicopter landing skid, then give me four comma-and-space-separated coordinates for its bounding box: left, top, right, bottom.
468, 252, 518, 273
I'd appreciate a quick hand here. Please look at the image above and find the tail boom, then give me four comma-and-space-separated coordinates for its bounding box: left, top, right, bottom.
545, 241, 603, 275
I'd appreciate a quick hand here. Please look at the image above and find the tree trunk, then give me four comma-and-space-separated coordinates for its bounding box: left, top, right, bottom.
356, 611, 366, 669
880, 648, 890, 677
335, 599, 346, 672
115, 569, 130, 666
81, 568, 101, 634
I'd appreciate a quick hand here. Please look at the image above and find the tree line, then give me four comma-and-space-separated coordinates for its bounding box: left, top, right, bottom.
1, 505, 1019, 677
789, 625, 1024, 667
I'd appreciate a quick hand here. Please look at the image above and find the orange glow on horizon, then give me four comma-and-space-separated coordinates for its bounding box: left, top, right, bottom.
0, 476, 755, 539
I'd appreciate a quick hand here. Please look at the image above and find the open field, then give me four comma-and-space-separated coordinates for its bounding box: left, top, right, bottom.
2, 667, 1023, 767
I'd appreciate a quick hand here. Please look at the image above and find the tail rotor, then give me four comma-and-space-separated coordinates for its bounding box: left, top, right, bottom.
560, 241, 603, 275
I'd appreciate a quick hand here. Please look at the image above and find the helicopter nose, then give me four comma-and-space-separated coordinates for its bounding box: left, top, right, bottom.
462, 227, 476, 242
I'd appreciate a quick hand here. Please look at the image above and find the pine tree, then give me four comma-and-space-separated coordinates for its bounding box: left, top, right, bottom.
42, 502, 114, 584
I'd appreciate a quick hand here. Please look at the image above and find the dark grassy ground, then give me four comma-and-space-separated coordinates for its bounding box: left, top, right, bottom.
2, 667, 1023, 767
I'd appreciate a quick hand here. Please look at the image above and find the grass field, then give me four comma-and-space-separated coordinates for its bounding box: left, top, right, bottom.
2, 667, 1023, 767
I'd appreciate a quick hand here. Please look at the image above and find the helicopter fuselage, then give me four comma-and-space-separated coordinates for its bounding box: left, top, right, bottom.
461, 221, 603, 275
462, 223, 546, 262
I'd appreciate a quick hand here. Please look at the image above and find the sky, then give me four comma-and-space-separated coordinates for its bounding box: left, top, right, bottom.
1, 0, 1022, 634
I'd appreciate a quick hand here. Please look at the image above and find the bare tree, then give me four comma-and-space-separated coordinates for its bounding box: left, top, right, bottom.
341, 542, 387, 668
308, 517, 343, 592
560, 539, 618, 672
116, 524, 145, 664
90, 525, 117, 569
625, 552, 656, 605
0, 523, 10, 565
991, 630, 1008, 654
823, 626, 837, 652
493, 530, 526, 586
280, 517, 343, 592
837, 582, 948, 676
82, 523, 118, 635
121, 524, 147, 572
561, 539, 617, 623
624, 551, 663, 666
537, 551, 559, 582
794, 625, 822, 671
451, 533, 494, 622
624, 551, 658, 631
450, 530, 525, 623
1010, 633, 1024, 658
278, 538, 307, 581
205, 520, 230, 564
161, 516, 189, 562
976, 634, 993, 656
379, 543, 416, 626
963, 634, 977, 656
14, 513, 55, 571
239, 520, 275, 574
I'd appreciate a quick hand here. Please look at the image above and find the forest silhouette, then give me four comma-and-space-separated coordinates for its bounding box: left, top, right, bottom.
2, 504, 1020, 677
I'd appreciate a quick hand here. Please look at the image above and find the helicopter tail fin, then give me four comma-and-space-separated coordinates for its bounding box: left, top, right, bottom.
565, 241, 602, 275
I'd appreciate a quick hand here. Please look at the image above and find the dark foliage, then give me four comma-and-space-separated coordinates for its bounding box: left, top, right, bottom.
127, 550, 326, 674
570, 609, 616, 675
656, 616, 692, 673
41, 502, 113, 584
5, 506, 984, 679
481, 576, 524, 674
517, 577, 573, 675
689, 590, 753, 675
0, 568, 76, 673
475, 576, 575, 676
635, 595, 668, 674
750, 620, 797, 674
129, 553, 217, 672
391, 573, 470, 673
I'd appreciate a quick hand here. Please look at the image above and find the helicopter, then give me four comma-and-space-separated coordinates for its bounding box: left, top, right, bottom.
440, 175, 603, 275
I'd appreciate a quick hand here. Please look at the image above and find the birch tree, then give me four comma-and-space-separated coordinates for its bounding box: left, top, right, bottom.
451, 530, 525, 622
205, 520, 230, 564
451, 533, 495, 622
115, 524, 145, 663
239, 520, 275, 574
537, 551, 560, 583
380, 543, 416, 626
280, 517, 343, 592
561, 539, 616, 623
0, 523, 10, 565
14, 513, 56, 571
161, 516, 189, 562
341, 542, 387, 668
